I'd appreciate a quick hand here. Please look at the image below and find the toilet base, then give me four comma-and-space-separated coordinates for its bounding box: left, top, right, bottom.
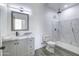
46, 45, 55, 53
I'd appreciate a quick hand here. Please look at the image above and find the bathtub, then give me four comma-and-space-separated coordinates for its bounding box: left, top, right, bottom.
55, 41, 79, 56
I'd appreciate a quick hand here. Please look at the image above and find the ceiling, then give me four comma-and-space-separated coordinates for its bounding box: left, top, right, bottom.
46, 3, 79, 12
7, 3, 79, 13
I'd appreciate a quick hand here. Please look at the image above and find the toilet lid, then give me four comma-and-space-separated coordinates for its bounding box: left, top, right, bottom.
47, 41, 55, 45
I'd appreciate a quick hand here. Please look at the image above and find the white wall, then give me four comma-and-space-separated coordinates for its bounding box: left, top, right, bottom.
59, 4, 79, 47
0, 4, 8, 36
28, 4, 45, 49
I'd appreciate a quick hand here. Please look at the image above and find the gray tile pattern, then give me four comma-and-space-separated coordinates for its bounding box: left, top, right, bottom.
59, 19, 79, 47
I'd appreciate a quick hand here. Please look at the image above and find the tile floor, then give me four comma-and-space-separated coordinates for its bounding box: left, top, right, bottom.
34, 47, 55, 56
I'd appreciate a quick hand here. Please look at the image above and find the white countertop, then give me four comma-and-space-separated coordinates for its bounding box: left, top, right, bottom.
2, 35, 34, 41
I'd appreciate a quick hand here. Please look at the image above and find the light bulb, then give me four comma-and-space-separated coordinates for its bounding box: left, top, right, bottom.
64, 5, 68, 8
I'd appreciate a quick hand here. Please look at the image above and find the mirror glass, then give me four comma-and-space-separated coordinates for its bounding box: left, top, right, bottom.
11, 11, 29, 31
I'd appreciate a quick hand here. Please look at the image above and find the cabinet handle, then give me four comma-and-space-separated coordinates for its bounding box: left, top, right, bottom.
0, 46, 5, 50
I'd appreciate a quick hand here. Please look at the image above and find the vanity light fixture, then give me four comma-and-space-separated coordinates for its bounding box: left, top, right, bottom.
20, 7, 24, 12
8, 5, 32, 15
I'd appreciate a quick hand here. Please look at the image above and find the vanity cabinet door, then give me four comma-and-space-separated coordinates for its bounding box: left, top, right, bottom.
16, 39, 28, 56
2, 40, 17, 56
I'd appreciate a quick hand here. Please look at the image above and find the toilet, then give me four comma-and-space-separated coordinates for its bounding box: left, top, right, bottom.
46, 41, 56, 53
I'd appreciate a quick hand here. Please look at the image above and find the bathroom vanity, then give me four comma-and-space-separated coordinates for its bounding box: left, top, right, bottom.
2, 36, 34, 56
1, 9, 35, 56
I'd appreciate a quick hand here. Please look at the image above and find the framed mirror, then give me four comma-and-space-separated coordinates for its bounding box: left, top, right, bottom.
11, 11, 29, 31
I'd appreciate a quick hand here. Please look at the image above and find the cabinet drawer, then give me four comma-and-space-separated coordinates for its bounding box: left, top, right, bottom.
28, 51, 34, 56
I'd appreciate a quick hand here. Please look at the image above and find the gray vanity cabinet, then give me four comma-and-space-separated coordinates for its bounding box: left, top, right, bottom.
2, 38, 34, 56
